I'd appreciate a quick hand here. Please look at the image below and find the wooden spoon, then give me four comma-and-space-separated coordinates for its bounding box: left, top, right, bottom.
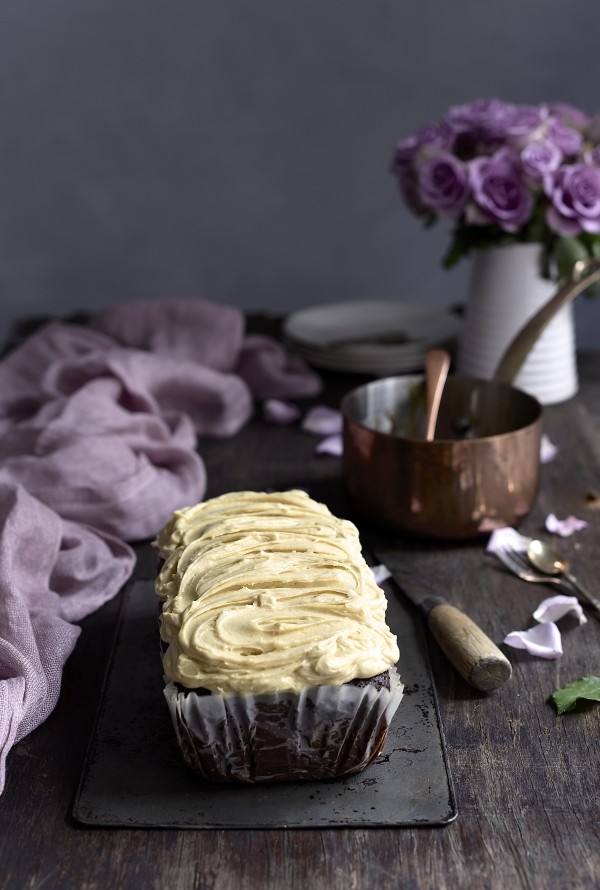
424, 348, 451, 441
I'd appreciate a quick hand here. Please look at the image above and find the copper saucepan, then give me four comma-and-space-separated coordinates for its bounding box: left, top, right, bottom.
341, 257, 600, 540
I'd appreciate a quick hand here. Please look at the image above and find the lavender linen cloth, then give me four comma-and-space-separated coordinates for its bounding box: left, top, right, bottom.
0, 298, 321, 792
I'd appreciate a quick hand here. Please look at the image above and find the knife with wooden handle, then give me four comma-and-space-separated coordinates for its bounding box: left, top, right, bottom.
416, 595, 512, 691
372, 545, 512, 692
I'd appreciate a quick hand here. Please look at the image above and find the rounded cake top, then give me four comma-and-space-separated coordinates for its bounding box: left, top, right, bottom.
153, 489, 399, 695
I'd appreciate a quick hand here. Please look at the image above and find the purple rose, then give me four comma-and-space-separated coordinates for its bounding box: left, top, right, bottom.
390, 121, 453, 216
521, 139, 562, 184
545, 102, 590, 130
545, 118, 583, 156
444, 98, 514, 158
390, 121, 453, 173
546, 163, 600, 235
503, 105, 547, 141
469, 150, 534, 231
445, 98, 514, 135
418, 152, 469, 216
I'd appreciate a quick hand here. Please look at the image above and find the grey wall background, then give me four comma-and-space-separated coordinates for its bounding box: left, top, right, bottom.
2, 0, 600, 348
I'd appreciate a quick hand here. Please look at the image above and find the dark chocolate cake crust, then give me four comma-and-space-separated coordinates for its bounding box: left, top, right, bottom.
165, 668, 403, 784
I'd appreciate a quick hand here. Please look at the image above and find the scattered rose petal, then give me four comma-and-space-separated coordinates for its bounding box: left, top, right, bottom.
315, 434, 343, 456
262, 398, 301, 425
486, 526, 530, 554
540, 434, 559, 464
503, 622, 563, 659
532, 595, 587, 626
545, 513, 588, 537
301, 405, 343, 436
370, 564, 392, 585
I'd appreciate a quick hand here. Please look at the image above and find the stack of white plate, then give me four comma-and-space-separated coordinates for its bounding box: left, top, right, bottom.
283, 300, 462, 375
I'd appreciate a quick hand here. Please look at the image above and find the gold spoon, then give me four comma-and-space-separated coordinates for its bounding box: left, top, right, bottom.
424, 348, 451, 441
527, 539, 600, 612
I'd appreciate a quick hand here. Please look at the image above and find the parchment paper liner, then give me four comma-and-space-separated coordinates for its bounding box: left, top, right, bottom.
163, 667, 404, 783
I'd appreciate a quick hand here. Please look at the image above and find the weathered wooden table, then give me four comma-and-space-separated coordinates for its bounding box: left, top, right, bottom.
1, 337, 599, 890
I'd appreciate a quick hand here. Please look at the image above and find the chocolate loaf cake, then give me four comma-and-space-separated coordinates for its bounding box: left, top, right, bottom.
153, 489, 403, 783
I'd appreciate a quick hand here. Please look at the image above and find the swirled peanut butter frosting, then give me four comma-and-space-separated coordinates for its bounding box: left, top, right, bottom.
153, 489, 399, 696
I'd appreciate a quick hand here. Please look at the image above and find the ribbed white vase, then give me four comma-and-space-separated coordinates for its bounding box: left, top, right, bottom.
457, 243, 578, 405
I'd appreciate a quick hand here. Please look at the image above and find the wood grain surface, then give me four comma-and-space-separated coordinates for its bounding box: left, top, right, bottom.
1, 335, 599, 890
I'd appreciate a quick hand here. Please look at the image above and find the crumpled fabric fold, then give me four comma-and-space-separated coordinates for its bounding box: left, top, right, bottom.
0, 297, 321, 792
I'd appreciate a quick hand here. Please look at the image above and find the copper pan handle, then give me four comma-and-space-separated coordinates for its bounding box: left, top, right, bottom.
493, 256, 600, 385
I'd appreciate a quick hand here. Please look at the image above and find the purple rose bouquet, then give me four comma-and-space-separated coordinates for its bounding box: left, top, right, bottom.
391, 98, 600, 278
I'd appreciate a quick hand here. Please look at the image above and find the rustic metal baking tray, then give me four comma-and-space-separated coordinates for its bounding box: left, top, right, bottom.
73, 579, 457, 829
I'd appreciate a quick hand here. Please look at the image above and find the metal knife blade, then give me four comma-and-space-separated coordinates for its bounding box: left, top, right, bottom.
371, 541, 512, 693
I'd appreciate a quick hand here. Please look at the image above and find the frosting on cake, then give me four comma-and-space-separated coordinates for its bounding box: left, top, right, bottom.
153, 489, 399, 695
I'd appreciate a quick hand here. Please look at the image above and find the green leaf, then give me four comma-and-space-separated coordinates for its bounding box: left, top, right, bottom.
551, 676, 600, 714
442, 240, 466, 269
